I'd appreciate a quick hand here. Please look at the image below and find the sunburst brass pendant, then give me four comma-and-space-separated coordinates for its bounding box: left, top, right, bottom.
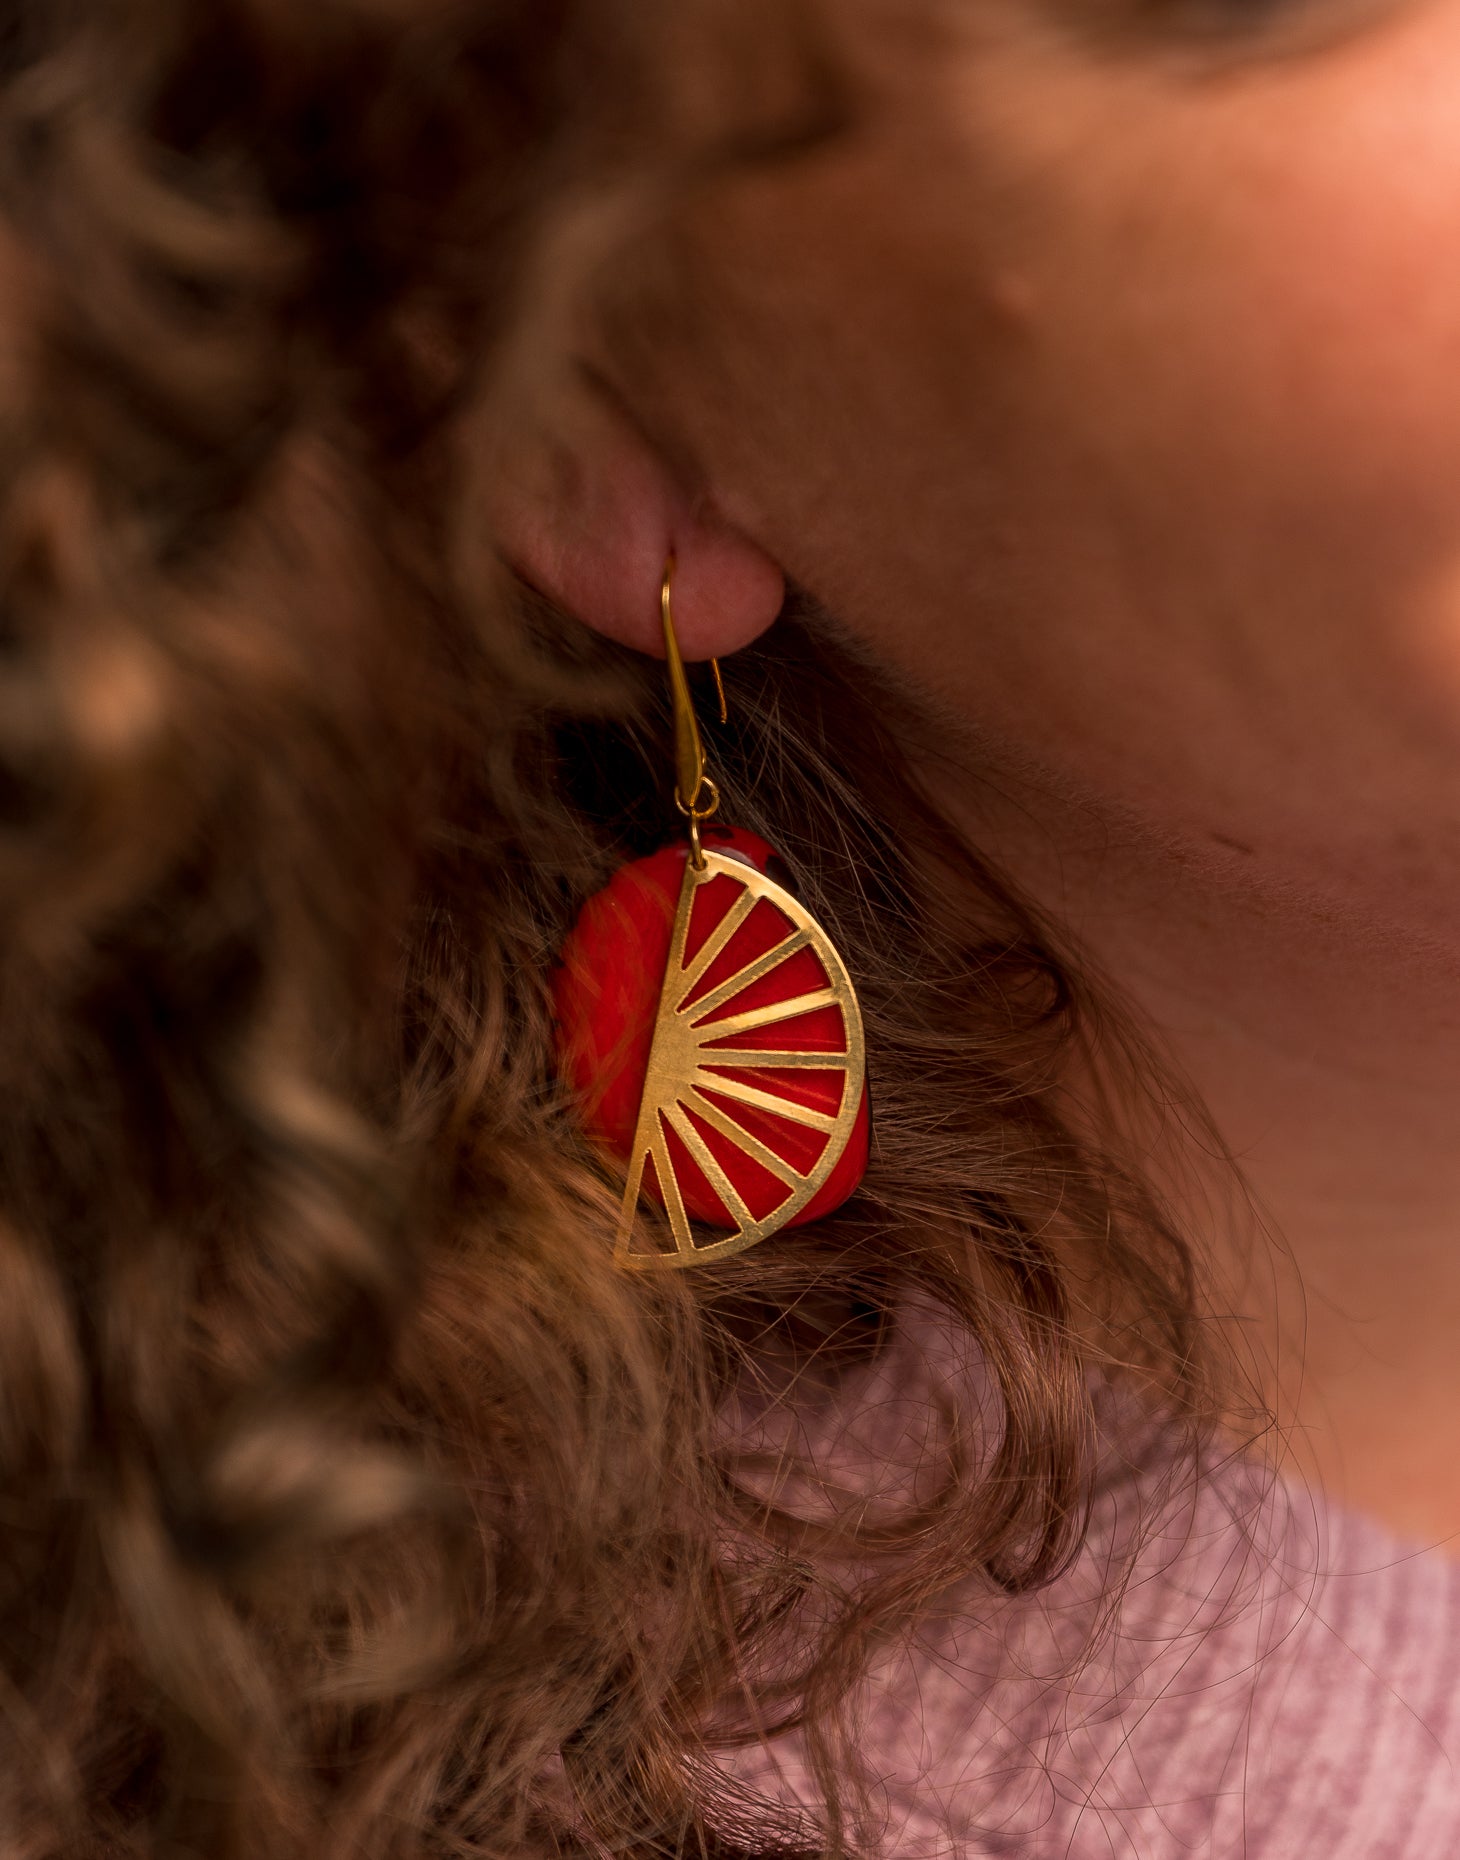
612, 840, 866, 1267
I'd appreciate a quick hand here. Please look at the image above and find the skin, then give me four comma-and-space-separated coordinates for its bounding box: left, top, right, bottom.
494, 0, 1460, 1544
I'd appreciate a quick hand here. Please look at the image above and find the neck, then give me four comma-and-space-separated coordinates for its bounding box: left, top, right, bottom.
945, 748, 1460, 1550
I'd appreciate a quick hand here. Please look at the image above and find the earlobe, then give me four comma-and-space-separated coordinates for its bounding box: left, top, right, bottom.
487, 373, 785, 661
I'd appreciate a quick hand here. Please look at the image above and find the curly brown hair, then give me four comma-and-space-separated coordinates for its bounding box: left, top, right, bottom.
0, 3, 1231, 1855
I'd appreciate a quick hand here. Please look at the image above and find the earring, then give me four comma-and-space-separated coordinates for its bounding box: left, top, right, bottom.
553, 556, 870, 1269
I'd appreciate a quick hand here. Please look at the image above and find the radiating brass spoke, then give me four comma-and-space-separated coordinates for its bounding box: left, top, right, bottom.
683, 1085, 807, 1189
696, 1073, 837, 1132
618, 1146, 649, 1240
690, 989, 838, 1044
681, 930, 810, 1024
692, 1046, 850, 1070
663, 1101, 756, 1229
650, 1121, 694, 1253
677, 887, 759, 997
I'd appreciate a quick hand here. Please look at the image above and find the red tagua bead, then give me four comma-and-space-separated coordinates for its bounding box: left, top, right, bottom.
553, 824, 870, 1267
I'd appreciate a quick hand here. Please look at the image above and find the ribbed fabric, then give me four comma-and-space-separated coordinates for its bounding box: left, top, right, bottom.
853, 1466, 1460, 1856
722, 1322, 1460, 1856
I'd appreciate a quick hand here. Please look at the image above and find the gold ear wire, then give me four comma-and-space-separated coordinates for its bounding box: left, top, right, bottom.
661, 554, 722, 868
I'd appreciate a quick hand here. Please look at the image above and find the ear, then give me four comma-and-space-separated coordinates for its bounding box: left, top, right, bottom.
486, 372, 785, 661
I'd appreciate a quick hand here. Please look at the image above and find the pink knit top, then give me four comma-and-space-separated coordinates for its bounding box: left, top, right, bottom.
724, 1318, 1460, 1856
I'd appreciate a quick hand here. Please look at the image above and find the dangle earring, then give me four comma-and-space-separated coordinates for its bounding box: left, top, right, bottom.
553, 557, 870, 1269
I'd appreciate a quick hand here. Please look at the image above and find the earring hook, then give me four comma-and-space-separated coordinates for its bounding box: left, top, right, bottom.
661, 554, 723, 868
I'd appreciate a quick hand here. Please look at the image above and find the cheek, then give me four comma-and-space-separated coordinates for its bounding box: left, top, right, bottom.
900, 20, 1460, 856
1203, 176, 1460, 723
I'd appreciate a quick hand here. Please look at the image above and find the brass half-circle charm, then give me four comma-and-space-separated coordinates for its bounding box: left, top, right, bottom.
616, 847, 867, 1269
